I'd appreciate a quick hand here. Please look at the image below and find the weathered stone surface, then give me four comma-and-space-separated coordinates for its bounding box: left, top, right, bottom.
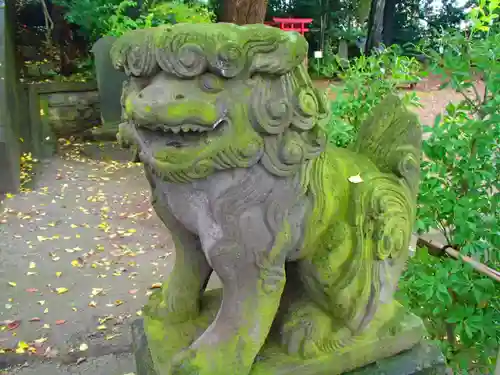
114, 23, 426, 375
92, 36, 127, 132
132, 295, 446, 375
42, 90, 100, 138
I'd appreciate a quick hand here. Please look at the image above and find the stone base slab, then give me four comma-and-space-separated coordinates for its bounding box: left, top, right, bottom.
131, 290, 447, 375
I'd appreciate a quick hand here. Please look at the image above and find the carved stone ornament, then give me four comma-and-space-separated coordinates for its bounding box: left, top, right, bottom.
112, 23, 427, 375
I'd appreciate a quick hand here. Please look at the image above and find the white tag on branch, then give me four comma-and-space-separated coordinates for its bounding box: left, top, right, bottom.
348, 174, 364, 184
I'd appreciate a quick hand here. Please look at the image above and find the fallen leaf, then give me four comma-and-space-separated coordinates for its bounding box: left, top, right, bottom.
128, 289, 138, 295
55, 287, 69, 295
88, 301, 97, 308
42, 324, 50, 329
114, 300, 124, 307
44, 308, 49, 314
55, 320, 66, 325
15, 341, 29, 354
8, 281, 17, 287
348, 174, 364, 184
27, 272, 37, 276
96, 324, 107, 331
29, 262, 37, 269
56, 272, 62, 278
79, 343, 88, 352
44, 346, 59, 358
91, 288, 104, 297
5, 303, 12, 310
76, 357, 87, 365
34, 337, 48, 344
150, 283, 162, 289
26, 288, 39, 293
38, 300, 46, 306
98, 315, 114, 324
105, 333, 121, 340
29, 317, 41, 322
7, 321, 21, 330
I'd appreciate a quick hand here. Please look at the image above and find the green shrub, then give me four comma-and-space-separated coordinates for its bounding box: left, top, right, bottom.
398, 1, 500, 372
324, 45, 422, 147
54, 0, 215, 41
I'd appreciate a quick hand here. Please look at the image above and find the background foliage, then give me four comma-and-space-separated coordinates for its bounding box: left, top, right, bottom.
397, 1, 500, 372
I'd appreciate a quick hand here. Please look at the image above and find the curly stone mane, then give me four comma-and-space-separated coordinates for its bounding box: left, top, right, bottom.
111, 23, 330, 180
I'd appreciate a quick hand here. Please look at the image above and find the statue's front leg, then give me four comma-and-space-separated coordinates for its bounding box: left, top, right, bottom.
149, 188, 212, 323
170, 239, 286, 375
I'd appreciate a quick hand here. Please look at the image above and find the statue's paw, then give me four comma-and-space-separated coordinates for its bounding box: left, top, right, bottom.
281, 303, 330, 359
170, 348, 200, 375
144, 289, 196, 323
281, 303, 355, 358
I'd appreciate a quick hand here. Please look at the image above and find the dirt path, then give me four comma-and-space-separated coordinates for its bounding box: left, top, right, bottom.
0, 143, 174, 372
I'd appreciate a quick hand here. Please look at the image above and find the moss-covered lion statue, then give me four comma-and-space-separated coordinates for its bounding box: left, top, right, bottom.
111, 23, 423, 375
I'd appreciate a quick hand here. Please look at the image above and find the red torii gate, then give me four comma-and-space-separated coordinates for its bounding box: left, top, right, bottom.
264, 17, 314, 36
264, 17, 313, 66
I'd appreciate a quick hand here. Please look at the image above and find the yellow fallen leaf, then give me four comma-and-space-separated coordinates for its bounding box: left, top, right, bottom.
79, 343, 88, 352
88, 301, 97, 308
105, 333, 121, 340
42, 324, 50, 329
34, 337, 48, 344
56, 272, 62, 278
70, 224, 78, 229
96, 324, 107, 331
38, 300, 45, 305
114, 300, 124, 306
71, 259, 83, 268
8, 281, 16, 287
29, 262, 36, 269
91, 288, 104, 296
16, 341, 29, 353
98, 315, 114, 324
56, 287, 69, 295
44, 308, 48, 314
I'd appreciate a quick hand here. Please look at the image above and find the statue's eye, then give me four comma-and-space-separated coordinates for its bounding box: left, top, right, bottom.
200, 74, 223, 93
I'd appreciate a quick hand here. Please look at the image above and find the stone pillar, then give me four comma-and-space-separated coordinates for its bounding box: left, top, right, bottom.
91, 36, 128, 140
0, 0, 20, 195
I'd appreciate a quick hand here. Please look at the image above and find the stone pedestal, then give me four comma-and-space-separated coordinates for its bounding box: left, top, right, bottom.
131, 290, 447, 375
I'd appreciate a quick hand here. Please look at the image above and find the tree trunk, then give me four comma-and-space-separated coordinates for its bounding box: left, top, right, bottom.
365, 0, 386, 54
382, 0, 397, 46
221, 0, 268, 25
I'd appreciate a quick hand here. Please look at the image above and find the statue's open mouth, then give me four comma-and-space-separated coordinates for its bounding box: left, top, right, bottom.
133, 113, 229, 149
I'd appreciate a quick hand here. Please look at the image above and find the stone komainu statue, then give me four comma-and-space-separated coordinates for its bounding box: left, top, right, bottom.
112, 23, 423, 375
